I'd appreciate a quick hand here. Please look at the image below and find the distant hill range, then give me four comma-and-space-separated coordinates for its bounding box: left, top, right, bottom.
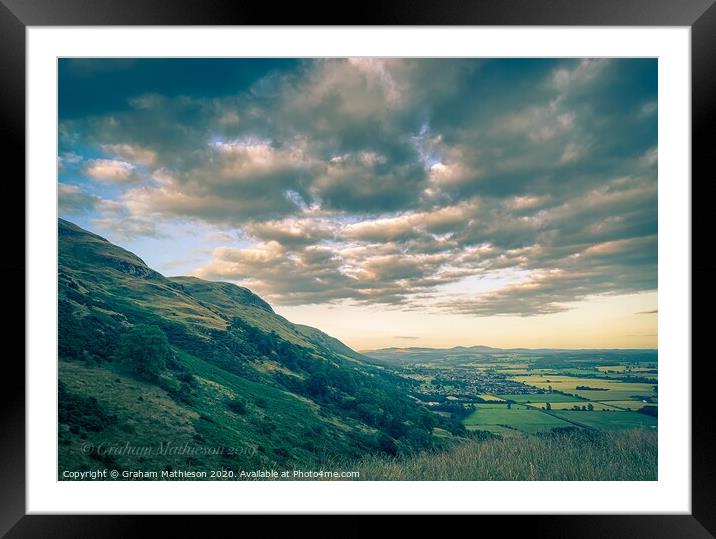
363, 345, 658, 366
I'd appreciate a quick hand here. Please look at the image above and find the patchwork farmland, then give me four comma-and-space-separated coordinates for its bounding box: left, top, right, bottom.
365, 347, 657, 436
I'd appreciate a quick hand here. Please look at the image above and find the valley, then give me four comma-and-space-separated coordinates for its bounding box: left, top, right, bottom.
364, 347, 657, 436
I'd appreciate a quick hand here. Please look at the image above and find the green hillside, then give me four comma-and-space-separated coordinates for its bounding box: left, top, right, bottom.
58, 219, 462, 478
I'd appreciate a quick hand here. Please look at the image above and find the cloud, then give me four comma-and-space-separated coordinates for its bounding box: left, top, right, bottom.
59, 58, 657, 316
57, 152, 83, 170
243, 218, 336, 247
58, 183, 100, 214
193, 242, 358, 305
192, 237, 466, 307
549, 59, 607, 92
90, 199, 163, 240
92, 216, 158, 239
343, 201, 477, 243
57, 182, 160, 239
440, 234, 657, 316
59, 59, 448, 221
84, 159, 141, 183
101, 144, 157, 167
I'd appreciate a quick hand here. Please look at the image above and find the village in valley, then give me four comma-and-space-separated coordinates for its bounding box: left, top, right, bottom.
365, 347, 658, 436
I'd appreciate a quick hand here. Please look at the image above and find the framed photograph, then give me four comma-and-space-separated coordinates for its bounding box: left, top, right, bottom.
5, 0, 714, 535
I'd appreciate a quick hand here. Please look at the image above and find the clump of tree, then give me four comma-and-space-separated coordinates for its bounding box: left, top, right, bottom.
58, 381, 117, 434
158, 374, 196, 405
575, 385, 609, 391
117, 324, 172, 382
158, 351, 199, 402
58, 300, 122, 364
255, 397, 268, 409
377, 433, 398, 456
638, 405, 658, 417
226, 398, 248, 415
432, 401, 475, 420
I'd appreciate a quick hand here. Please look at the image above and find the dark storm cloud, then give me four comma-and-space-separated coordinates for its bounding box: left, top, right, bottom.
59, 58, 300, 119
59, 58, 657, 315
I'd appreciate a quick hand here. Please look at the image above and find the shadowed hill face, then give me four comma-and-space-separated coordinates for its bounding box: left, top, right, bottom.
58, 219, 448, 474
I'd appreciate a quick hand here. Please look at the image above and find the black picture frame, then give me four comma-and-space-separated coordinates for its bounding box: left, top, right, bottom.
3, 0, 714, 536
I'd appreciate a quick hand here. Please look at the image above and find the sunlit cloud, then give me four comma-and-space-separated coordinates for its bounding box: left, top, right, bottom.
58, 58, 657, 320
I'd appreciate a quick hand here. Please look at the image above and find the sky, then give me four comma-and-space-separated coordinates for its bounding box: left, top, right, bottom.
58, 58, 658, 351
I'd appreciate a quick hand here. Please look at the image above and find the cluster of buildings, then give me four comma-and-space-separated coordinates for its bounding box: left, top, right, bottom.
403, 367, 546, 401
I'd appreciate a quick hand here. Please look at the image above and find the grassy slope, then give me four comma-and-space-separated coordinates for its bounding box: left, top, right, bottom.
59, 220, 227, 333
169, 276, 316, 349
294, 324, 370, 364
341, 429, 657, 481
59, 347, 367, 475
57, 219, 430, 476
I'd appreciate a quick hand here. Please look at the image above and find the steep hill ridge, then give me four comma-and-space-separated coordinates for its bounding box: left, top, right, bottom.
58, 219, 452, 476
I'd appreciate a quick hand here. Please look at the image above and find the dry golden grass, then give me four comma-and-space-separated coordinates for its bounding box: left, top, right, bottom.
340, 428, 657, 481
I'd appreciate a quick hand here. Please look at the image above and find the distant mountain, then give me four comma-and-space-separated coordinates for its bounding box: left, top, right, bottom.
58, 219, 453, 476
362, 346, 500, 365
363, 345, 658, 366
364, 345, 496, 355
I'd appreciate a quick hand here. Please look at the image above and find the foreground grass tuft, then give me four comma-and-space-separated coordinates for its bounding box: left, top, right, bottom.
340, 428, 657, 481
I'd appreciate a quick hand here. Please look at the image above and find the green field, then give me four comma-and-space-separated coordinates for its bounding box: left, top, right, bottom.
511, 375, 657, 401
599, 372, 658, 382
472, 402, 527, 409
527, 401, 620, 411
596, 365, 657, 373
601, 400, 657, 410
497, 393, 585, 403
573, 388, 656, 401
463, 407, 574, 434
463, 398, 657, 433
544, 368, 602, 376
551, 410, 657, 429
494, 368, 531, 375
